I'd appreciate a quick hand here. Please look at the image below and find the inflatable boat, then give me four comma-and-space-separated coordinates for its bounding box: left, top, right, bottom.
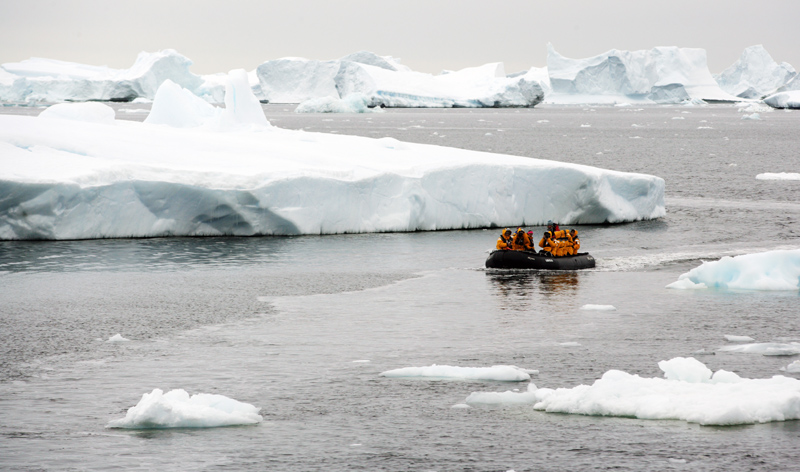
485, 250, 595, 270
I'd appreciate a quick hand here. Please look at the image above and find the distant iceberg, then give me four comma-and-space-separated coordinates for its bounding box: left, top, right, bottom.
107, 388, 262, 429
0, 49, 204, 103
714, 45, 796, 99
257, 54, 544, 108
0, 73, 664, 240
666, 250, 800, 290
546, 43, 741, 104
466, 357, 800, 425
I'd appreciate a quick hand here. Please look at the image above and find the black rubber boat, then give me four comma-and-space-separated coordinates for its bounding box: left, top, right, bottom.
485, 250, 595, 270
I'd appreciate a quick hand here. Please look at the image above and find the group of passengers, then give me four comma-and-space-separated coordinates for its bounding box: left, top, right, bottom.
495, 221, 581, 257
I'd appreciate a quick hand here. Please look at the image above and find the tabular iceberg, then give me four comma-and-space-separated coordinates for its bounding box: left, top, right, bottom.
546, 43, 741, 104
0, 72, 664, 240
258, 53, 544, 108
714, 45, 797, 99
0, 50, 204, 103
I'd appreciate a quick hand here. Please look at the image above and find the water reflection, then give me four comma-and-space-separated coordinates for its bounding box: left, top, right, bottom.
486, 270, 581, 311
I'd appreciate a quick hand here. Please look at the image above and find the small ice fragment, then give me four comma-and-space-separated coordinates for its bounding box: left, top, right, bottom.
580, 304, 616, 311
559, 342, 581, 347
107, 333, 130, 343
724, 335, 755, 342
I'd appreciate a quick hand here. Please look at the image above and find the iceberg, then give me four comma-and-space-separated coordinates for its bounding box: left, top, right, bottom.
714, 45, 797, 99
546, 43, 741, 104
763, 90, 800, 109
335, 61, 545, 108
467, 357, 800, 425
666, 250, 800, 290
0, 74, 664, 240
756, 172, 800, 181
295, 93, 378, 113
0, 50, 203, 103
380, 365, 532, 382
107, 388, 263, 429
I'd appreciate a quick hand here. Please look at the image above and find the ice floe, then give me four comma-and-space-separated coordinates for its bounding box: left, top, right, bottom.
0, 73, 664, 240
106, 333, 130, 343
380, 365, 532, 382
666, 250, 800, 290
756, 172, 800, 181
718, 342, 800, 356
724, 335, 755, 342
295, 93, 378, 113
466, 357, 800, 425
580, 305, 616, 311
107, 388, 262, 429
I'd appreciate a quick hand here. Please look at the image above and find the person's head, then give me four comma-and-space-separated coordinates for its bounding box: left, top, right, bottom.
544, 231, 551, 238
517, 228, 524, 234
503, 228, 511, 236
527, 231, 533, 236
547, 220, 554, 231
570, 229, 577, 236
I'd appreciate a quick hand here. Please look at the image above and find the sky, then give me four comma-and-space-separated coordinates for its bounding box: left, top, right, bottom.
1, 0, 799, 75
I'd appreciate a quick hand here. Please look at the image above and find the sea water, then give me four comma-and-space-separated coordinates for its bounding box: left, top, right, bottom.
1, 104, 799, 471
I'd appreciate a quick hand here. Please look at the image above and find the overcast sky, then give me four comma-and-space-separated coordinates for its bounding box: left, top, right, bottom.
1, 0, 798, 75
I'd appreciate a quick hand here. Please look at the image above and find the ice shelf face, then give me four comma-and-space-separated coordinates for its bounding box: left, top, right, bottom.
0, 79, 664, 240
714, 45, 797, 99
0, 50, 203, 103
546, 43, 741, 103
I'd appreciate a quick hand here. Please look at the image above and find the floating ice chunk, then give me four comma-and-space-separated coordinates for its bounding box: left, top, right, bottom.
38, 102, 116, 124
718, 342, 800, 356
737, 102, 772, 113
764, 91, 800, 109
222, 69, 270, 127
529, 357, 800, 425
724, 335, 755, 342
295, 93, 377, 113
106, 388, 262, 429
107, 333, 130, 342
451, 403, 471, 409
379, 365, 531, 382
465, 382, 539, 405
666, 250, 800, 291
783, 361, 800, 373
741, 113, 761, 120
756, 172, 800, 181
559, 342, 581, 347
580, 304, 616, 311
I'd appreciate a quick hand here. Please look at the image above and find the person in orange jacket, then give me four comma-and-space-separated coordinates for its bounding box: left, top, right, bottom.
539, 231, 558, 255
496, 228, 513, 250
512, 227, 534, 251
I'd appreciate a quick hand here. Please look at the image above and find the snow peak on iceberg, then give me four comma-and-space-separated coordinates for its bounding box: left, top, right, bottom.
0, 73, 663, 241
714, 45, 797, 99
546, 43, 740, 103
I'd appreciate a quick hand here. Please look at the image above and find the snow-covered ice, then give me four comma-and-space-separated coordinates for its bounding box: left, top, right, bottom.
379, 365, 531, 382
783, 361, 800, 373
466, 357, 800, 425
666, 250, 800, 290
741, 113, 762, 120
545, 43, 741, 104
756, 173, 800, 181
764, 90, 800, 109
714, 45, 797, 99
0, 73, 664, 240
107, 388, 263, 429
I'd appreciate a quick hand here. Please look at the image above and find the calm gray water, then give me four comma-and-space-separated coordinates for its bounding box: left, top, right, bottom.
1, 104, 799, 471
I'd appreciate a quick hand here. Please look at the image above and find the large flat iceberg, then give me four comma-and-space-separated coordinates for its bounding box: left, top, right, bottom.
466, 357, 800, 425
666, 250, 800, 290
546, 43, 741, 104
0, 73, 664, 240
0, 50, 204, 103
107, 388, 263, 429
763, 90, 800, 109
